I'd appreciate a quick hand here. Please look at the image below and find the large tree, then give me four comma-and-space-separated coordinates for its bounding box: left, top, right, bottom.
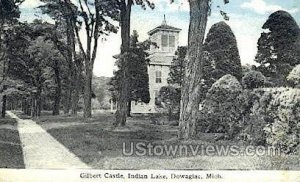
0, 0, 23, 117
114, 0, 154, 126
6, 21, 65, 117
178, 0, 230, 139
255, 10, 300, 86
110, 30, 150, 118
61, 0, 119, 118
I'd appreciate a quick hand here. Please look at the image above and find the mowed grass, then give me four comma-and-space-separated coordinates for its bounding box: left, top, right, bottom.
0, 118, 25, 169
31, 111, 299, 170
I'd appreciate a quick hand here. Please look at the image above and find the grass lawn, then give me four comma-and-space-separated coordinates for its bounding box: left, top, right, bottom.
30, 111, 299, 170
0, 118, 25, 169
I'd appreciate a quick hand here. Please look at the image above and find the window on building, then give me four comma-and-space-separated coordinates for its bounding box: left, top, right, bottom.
156, 70, 162, 83
169, 35, 175, 47
161, 34, 168, 47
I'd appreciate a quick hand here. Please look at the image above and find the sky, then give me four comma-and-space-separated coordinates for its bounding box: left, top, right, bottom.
19, 0, 300, 77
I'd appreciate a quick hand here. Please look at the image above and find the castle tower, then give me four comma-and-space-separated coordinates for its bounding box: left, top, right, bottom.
148, 15, 181, 54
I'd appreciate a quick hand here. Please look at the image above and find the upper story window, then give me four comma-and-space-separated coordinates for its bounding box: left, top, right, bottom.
156, 70, 162, 83
169, 35, 175, 47
161, 34, 176, 48
162, 35, 168, 47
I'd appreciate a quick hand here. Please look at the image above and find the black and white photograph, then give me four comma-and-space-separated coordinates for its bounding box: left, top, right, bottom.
0, 0, 299, 181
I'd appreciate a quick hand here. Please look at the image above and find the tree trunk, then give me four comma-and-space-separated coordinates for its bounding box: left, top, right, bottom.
31, 96, 36, 117
127, 100, 131, 117
63, 82, 71, 114
83, 69, 92, 118
70, 26, 80, 116
52, 59, 61, 115
23, 99, 29, 115
168, 107, 172, 122
71, 68, 80, 115
1, 34, 6, 118
114, 0, 132, 126
178, 0, 210, 140
64, 18, 76, 115
36, 86, 42, 117
1, 94, 6, 118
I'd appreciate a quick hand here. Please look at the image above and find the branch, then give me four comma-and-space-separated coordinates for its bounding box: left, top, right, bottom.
91, 0, 100, 67
63, 0, 86, 58
79, 0, 93, 63
83, 0, 94, 19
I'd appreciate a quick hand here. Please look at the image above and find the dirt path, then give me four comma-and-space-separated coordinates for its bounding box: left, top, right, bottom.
7, 111, 90, 169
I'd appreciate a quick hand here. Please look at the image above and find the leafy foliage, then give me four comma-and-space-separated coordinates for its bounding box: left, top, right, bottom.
204, 21, 243, 81
92, 76, 111, 109
4, 21, 68, 116
235, 87, 300, 152
199, 51, 217, 100
198, 74, 243, 138
0, 0, 23, 22
168, 46, 187, 87
155, 86, 181, 121
263, 89, 300, 154
255, 10, 300, 86
242, 70, 266, 89
287, 65, 300, 88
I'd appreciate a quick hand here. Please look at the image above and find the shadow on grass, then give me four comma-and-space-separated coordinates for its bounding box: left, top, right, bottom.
0, 118, 25, 169
20, 111, 299, 170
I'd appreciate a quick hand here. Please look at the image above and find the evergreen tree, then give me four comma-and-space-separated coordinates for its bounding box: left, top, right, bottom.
169, 22, 242, 101
109, 30, 150, 116
115, 0, 155, 126
203, 21, 243, 81
255, 10, 300, 86
168, 46, 187, 87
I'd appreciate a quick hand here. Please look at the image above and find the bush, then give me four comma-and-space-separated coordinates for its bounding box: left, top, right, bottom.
264, 89, 300, 154
237, 88, 286, 145
287, 65, 300, 88
238, 87, 300, 152
242, 70, 266, 89
155, 86, 180, 121
198, 74, 243, 138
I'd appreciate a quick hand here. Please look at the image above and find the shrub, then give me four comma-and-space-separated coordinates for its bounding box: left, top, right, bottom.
264, 89, 300, 153
242, 70, 266, 89
239, 87, 300, 152
199, 74, 243, 138
287, 64, 300, 88
155, 86, 181, 121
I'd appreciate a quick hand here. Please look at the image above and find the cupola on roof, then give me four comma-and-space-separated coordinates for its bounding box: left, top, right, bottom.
148, 15, 181, 36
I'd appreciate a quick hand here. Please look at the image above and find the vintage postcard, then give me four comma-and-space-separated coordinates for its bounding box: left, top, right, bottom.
0, 0, 299, 181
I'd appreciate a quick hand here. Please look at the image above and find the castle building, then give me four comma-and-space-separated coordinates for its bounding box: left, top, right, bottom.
131, 17, 181, 113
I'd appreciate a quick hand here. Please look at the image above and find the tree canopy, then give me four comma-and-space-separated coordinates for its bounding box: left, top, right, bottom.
203, 21, 243, 81
255, 10, 300, 86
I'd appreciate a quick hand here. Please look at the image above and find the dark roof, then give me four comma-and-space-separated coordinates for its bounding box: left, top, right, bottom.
148, 24, 181, 35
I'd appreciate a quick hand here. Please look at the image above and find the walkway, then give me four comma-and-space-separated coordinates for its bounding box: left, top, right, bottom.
6, 111, 90, 169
